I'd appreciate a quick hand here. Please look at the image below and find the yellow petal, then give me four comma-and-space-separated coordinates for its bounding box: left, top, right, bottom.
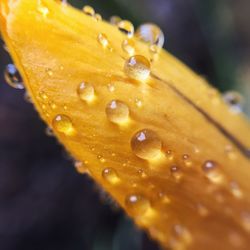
1, 0, 250, 249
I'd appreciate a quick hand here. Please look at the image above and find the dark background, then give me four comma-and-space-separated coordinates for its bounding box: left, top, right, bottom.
0, 0, 250, 249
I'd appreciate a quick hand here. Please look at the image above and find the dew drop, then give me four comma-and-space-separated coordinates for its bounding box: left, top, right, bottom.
97, 33, 109, 48
107, 83, 115, 92
223, 91, 243, 114
202, 160, 224, 183
225, 145, 237, 160
4, 64, 24, 89
74, 161, 88, 174
135, 98, 142, 107
229, 181, 243, 199
52, 114, 75, 136
24, 92, 32, 103
135, 23, 164, 51
137, 169, 147, 178
124, 55, 151, 81
170, 165, 182, 180
45, 68, 53, 76
125, 194, 150, 215
39, 91, 48, 101
105, 100, 129, 124
182, 154, 192, 167
38, 5, 49, 17
165, 150, 174, 161
117, 20, 134, 38
102, 168, 120, 184
82, 5, 95, 16
122, 39, 135, 55
94, 13, 102, 22
131, 129, 162, 160
77, 81, 95, 102
45, 126, 54, 137
97, 155, 106, 163
110, 16, 122, 25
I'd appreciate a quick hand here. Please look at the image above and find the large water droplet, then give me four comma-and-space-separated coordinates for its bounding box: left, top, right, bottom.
102, 168, 120, 184
52, 114, 75, 136
77, 81, 95, 102
125, 194, 150, 215
124, 55, 151, 81
135, 23, 164, 51
117, 20, 134, 38
106, 100, 129, 124
131, 129, 162, 160
4, 64, 24, 89
223, 91, 243, 114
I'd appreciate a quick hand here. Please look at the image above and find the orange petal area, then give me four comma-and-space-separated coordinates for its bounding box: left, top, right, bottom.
1, 1, 250, 249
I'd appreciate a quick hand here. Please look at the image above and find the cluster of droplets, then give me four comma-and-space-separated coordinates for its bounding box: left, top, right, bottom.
82, 5, 102, 22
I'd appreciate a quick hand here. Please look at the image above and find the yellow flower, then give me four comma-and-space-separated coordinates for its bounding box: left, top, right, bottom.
1, 0, 250, 249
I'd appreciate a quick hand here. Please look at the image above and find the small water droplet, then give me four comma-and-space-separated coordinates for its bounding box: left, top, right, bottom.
223, 91, 243, 114
196, 203, 209, 217
77, 81, 95, 102
24, 92, 32, 103
125, 194, 150, 215
182, 154, 192, 167
102, 168, 120, 184
48, 101, 57, 110
170, 165, 182, 180
39, 91, 48, 101
165, 150, 174, 161
158, 192, 171, 204
52, 114, 75, 136
38, 5, 49, 17
124, 55, 151, 81
201, 160, 223, 183
107, 83, 115, 92
45, 68, 53, 76
122, 39, 135, 55
117, 20, 134, 38
105, 100, 129, 124
45, 126, 54, 137
172, 224, 192, 244
82, 5, 95, 16
74, 161, 88, 174
4, 64, 24, 89
225, 145, 237, 160
97, 33, 109, 48
229, 181, 243, 199
135, 98, 142, 107
110, 16, 122, 25
137, 169, 147, 178
135, 23, 164, 51
97, 155, 106, 163
131, 129, 162, 160
94, 13, 102, 22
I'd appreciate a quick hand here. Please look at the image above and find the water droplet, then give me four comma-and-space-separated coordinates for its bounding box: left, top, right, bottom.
165, 150, 174, 161
196, 203, 209, 217
131, 129, 162, 160
45, 126, 54, 137
137, 169, 147, 178
135, 23, 164, 51
77, 81, 95, 102
94, 13, 102, 22
124, 55, 151, 81
39, 91, 48, 101
229, 181, 243, 199
52, 114, 75, 136
74, 161, 88, 174
48, 101, 57, 110
4, 64, 24, 89
135, 98, 142, 107
107, 83, 115, 92
122, 39, 135, 55
97, 33, 109, 48
102, 168, 120, 184
105, 100, 129, 124
223, 91, 243, 114
45, 68, 53, 76
225, 145, 237, 160
182, 154, 192, 167
24, 92, 32, 103
170, 165, 182, 180
117, 20, 134, 38
241, 211, 250, 232
38, 5, 49, 17
97, 155, 106, 163
172, 224, 192, 244
158, 192, 171, 203
82, 5, 95, 16
110, 16, 121, 25
201, 160, 223, 183
125, 194, 150, 215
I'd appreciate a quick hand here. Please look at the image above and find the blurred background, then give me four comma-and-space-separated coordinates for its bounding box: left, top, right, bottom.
0, 0, 250, 249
